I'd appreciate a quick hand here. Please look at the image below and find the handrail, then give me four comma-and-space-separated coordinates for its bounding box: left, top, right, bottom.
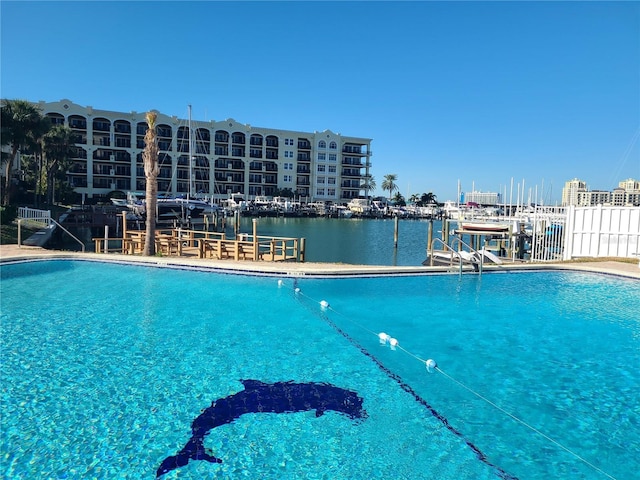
450, 235, 484, 275
429, 238, 464, 275
429, 236, 483, 275
17, 217, 86, 252
49, 218, 86, 252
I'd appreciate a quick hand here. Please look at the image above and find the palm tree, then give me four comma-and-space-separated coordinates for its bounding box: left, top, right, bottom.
392, 191, 406, 206
360, 175, 376, 200
421, 192, 438, 205
381, 174, 398, 201
142, 111, 160, 256
1, 100, 48, 205
42, 125, 74, 205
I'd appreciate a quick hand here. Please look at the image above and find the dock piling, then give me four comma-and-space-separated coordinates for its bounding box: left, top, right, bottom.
394, 216, 399, 248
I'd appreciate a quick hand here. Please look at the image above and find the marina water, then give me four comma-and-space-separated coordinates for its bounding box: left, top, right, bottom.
237, 217, 440, 266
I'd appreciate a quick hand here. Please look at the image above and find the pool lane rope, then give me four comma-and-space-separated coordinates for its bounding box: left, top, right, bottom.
279, 279, 618, 480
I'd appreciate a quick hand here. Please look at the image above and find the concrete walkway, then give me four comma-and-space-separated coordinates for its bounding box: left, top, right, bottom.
2, 244, 639, 279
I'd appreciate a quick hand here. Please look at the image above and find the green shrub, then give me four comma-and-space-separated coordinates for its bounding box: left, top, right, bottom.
0, 205, 18, 225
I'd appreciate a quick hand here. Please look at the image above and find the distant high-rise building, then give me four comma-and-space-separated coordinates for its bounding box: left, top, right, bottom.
561, 178, 587, 206
619, 178, 640, 191
462, 190, 501, 206
562, 177, 639, 206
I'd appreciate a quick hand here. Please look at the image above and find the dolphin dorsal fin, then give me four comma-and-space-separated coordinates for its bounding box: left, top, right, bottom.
241, 379, 267, 390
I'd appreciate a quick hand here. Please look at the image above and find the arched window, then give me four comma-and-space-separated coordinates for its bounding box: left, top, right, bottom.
318, 140, 326, 149
329, 141, 337, 149
46, 113, 65, 126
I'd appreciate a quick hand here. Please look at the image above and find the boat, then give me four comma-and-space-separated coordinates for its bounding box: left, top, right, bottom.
459, 221, 510, 233
337, 205, 354, 218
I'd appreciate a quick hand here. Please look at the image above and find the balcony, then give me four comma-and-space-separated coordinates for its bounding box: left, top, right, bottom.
115, 138, 131, 148
342, 145, 365, 154
157, 127, 172, 138
93, 137, 110, 147
70, 121, 87, 130
93, 121, 110, 132
342, 160, 363, 167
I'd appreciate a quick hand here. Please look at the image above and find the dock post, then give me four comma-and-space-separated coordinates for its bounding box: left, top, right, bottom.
427, 218, 433, 252
252, 218, 258, 261
300, 238, 306, 262
122, 211, 128, 238
394, 216, 399, 248
121, 211, 128, 253
443, 219, 449, 246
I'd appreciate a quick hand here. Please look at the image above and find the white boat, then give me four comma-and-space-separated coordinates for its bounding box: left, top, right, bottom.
460, 221, 510, 233
335, 205, 353, 218
347, 198, 371, 215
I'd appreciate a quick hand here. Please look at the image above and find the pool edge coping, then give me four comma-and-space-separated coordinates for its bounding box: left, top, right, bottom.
2, 246, 639, 279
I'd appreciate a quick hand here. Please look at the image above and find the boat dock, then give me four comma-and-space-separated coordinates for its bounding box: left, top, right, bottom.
93, 225, 305, 262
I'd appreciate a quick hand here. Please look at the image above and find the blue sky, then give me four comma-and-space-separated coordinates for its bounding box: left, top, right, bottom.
2, 1, 638, 203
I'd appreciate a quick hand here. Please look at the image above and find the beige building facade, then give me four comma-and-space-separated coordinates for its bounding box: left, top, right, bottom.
37, 100, 373, 203
562, 177, 640, 206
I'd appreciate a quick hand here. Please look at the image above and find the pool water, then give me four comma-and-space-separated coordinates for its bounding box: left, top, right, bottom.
1, 260, 638, 479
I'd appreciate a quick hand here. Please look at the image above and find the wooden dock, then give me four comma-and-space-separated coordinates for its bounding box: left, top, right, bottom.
93, 227, 305, 262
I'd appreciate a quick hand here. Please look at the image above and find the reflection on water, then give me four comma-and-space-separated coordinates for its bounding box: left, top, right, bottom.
238, 217, 442, 266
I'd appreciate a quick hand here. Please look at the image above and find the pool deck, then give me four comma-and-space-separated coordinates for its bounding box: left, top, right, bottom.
1, 244, 639, 279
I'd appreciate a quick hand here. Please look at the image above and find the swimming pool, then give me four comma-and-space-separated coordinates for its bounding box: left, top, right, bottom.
1, 260, 638, 479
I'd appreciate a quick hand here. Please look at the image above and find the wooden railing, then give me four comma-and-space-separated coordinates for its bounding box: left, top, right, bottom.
93, 228, 304, 262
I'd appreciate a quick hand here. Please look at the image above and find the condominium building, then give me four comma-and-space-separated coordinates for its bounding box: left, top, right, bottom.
37, 100, 372, 203
561, 178, 587, 206
562, 177, 640, 206
576, 190, 611, 206
462, 190, 501, 206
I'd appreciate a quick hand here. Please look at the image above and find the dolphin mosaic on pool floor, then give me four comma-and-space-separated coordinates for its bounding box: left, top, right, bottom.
156, 380, 367, 477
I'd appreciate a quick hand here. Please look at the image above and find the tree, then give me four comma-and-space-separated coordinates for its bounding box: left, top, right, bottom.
275, 187, 295, 198
42, 125, 74, 205
360, 175, 376, 200
409, 193, 421, 205
381, 174, 398, 201
142, 112, 160, 256
392, 191, 406, 206
1, 100, 49, 205
421, 192, 438, 205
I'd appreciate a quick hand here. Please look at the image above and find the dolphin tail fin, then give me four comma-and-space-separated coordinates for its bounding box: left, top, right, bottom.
156, 438, 222, 478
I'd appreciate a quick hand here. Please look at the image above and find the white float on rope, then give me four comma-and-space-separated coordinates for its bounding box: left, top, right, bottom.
294, 287, 301, 294
378, 332, 390, 345
320, 300, 329, 309
277, 279, 283, 287
389, 338, 398, 350
425, 359, 437, 373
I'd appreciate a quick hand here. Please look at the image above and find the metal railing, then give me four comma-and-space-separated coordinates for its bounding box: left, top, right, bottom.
17, 217, 85, 252
17, 207, 51, 226
429, 237, 483, 276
